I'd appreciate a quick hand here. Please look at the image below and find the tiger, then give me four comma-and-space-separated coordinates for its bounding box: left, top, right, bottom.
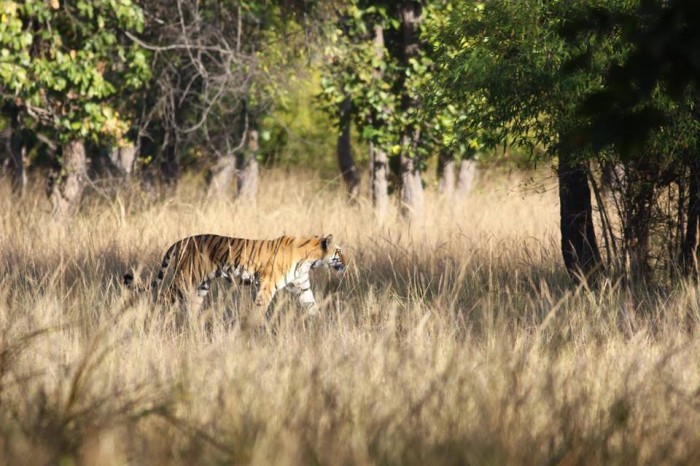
123, 234, 346, 314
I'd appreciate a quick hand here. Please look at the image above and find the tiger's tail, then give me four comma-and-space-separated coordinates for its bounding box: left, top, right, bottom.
152, 241, 181, 290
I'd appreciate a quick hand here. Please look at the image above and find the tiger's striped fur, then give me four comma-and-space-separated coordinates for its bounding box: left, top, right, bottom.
124, 234, 345, 313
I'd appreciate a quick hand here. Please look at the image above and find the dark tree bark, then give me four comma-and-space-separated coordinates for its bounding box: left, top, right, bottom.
558, 155, 602, 278
161, 125, 180, 187
622, 173, 654, 281
50, 140, 87, 218
437, 152, 456, 199
681, 96, 700, 276
6, 104, 26, 196
398, 1, 424, 219
337, 95, 360, 201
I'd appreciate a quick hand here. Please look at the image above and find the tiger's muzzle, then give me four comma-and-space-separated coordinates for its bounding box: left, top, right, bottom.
332, 261, 346, 273
330, 249, 346, 273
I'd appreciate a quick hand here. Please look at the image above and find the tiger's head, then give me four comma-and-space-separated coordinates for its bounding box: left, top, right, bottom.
315, 234, 346, 273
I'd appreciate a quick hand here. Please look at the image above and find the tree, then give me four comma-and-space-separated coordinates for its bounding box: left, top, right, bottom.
4, 102, 26, 196
367, 21, 391, 219
427, 0, 607, 278
0, 0, 149, 216
321, 2, 397, 219
396, 1, 425, 218
130, 0, 338, 200
322, 1, 449, 220
560, 0, 700, 279
337, 94, 360, 200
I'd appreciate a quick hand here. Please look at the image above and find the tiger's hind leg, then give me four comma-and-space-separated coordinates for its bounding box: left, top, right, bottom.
183, 274, 219, 334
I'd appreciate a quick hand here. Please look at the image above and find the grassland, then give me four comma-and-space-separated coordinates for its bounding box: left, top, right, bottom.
1, 170, 700, 465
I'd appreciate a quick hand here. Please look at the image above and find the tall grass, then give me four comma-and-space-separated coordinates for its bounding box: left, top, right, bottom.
1, 171, 700, 465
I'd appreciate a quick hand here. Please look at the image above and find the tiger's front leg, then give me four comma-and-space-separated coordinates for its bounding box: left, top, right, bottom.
290, 274, 318, 314
297, 287, 318, 314
246, 277, 276, 328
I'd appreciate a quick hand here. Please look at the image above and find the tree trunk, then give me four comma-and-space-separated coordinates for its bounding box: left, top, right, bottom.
206, 154, 236, 198
558, 155, 602, 279
338, 95, 360, 201
681, 93, 700, 276
162, 126, 179, 187
7, 104, 26, 196
622, 173, 654, 281
50, 140, 87, 218
370, 142, 389, 221
109, 143, 136, 177
369, 24, 389, 220
236, 128, 259, 201
681, 163, 700, 275
456, 158, 478, 199
400, 149, 424, 218
398, 1, 425, 219
437, 152, 456, 199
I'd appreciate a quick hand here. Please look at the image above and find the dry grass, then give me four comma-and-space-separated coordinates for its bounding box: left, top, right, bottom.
2, 170, 700, 465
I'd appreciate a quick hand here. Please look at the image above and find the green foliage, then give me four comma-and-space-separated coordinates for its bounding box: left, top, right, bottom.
318, 0, 504, 172
135, 0, 340, 173
319, 1, 470, 170
319, 2, 400, 155
427, 0, 621, 159
260, 70, 341, 175
426, 0, 699, 165
420, 1, 485, 161
559, 0, 700, 156
0, 0, 149, 144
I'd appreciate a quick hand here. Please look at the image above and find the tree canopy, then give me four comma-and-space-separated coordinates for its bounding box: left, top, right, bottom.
0, 0, 149, 144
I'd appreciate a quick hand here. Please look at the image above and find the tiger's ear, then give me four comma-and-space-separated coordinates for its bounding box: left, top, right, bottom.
321, 234, 333, 250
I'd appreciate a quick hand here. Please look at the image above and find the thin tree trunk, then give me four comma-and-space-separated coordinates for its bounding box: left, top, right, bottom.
456, 158, 478, 199
681, 163, 700, 275
681, 93, 700, 276
369, 24, 389, 220
558, 155, 602, 279
338, 95, 360, 201
206, 154, 236, 198
622, 173, 654, 281
370, 142, 389, 220
7, 104, 26, 196
50, 139, 87, 218
237, 128, 259, 201
109, 143, 136, 177
437, 152, 456, 199
398, 1, 424, 219
161, 90, 188, 188
162, 125, 179, 187
400, 150, 424, 218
